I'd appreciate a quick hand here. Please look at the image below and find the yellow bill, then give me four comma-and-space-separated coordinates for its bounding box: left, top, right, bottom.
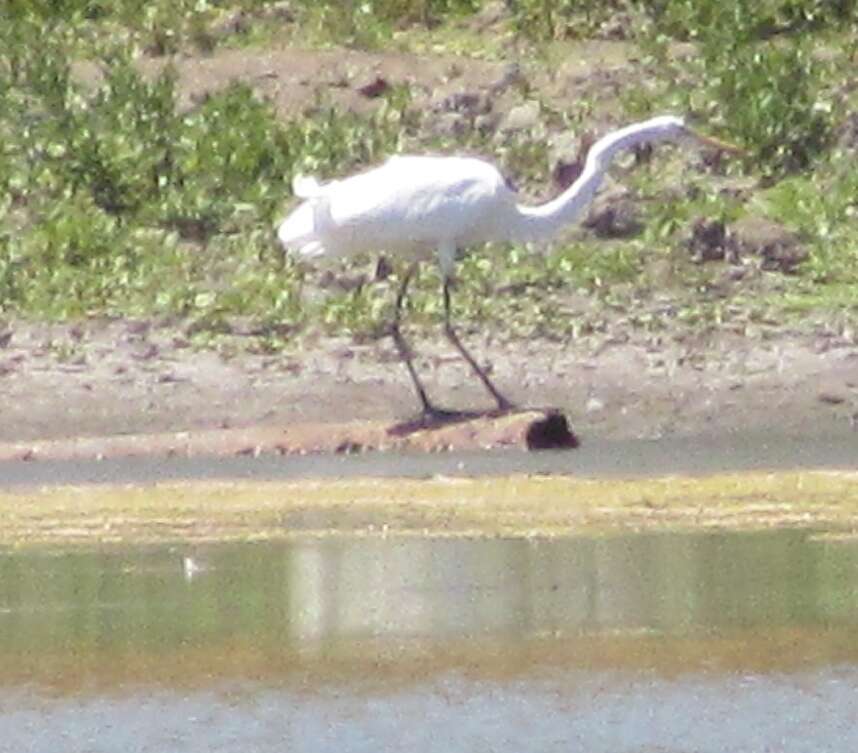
687, 126, 746, 155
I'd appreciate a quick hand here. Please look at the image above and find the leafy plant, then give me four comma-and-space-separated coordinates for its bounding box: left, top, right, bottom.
641, 0, 857, 39
506, 0, 627, 39
633, 0, 836, 174
712, 43, 830, 172
0, 25, 410, 322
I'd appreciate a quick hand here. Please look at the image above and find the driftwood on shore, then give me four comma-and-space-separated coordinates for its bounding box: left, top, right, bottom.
0, 410, 578, 464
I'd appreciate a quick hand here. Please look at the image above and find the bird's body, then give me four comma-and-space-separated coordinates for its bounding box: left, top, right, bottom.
278, 154, 517, 271
277, 115, 740, 420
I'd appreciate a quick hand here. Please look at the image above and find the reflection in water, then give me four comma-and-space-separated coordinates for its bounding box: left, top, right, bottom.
2, 530, 858, 752
287, 530, 847, 643
2, 530, 858, 683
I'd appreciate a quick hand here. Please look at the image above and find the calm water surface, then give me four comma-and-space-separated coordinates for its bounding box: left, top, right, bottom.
3, 529, 858, 752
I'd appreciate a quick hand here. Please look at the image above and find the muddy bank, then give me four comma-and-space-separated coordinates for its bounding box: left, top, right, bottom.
1, 319, 856, 447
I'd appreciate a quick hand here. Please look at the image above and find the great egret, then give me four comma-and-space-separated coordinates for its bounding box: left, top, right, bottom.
278, 115, 740, 420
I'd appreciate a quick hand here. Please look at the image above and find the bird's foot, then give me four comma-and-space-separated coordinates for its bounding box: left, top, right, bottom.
492, 397, 517, 415
419, 405, 477, 426
387, 404, 478, 437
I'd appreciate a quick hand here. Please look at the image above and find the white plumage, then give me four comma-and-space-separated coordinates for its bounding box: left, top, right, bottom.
278, 154, 516, 274
276, 115, 741, 419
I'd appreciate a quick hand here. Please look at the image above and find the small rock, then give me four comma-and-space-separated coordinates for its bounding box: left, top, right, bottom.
720, 265, 748, 283
687, 217, 737, 263
498, 100, 541, 134
437, 90, 490, 115
585, 396, 605, 413
325, 67, 350, 89
125, 319, 151, 336
549, 130, 583, 165
818, 391, 847, 405
445, 62, 464, 80
488, 62, 525, 94
584, 196, 643, 239
356, 75, 389, 99
318, 270, 367, 292
474, 112, 501, 136
0, 331, 12, 349
730, 216, 807, 273
131, 343, 159, 361
430, 111, 469, 138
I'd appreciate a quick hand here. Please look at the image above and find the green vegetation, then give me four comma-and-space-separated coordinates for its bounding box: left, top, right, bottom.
1, 0, 856, 347
631, 0, 849, 173
507, 0, 628, 40
0, 27, 405, 326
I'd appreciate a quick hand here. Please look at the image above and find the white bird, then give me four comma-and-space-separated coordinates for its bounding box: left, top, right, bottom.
278, 115, 741, 421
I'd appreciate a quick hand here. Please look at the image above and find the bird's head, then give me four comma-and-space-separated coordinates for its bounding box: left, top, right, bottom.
590, 115, 745, 170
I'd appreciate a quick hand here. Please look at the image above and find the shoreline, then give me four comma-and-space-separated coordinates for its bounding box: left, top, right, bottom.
2, 469, 858, 549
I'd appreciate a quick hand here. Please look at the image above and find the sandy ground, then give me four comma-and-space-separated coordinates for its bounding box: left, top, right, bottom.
0, 316, 856, 448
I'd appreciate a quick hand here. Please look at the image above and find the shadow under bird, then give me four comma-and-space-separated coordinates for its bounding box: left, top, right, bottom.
277, 115, 741, 422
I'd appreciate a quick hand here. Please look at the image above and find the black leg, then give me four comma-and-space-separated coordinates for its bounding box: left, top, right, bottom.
443, 278, 515, 412
389, 262, 455, 420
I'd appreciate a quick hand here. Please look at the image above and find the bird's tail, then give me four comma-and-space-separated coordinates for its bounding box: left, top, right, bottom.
277, 175, 333, 259
277, 202, 321, 254
292, 174, 326, 199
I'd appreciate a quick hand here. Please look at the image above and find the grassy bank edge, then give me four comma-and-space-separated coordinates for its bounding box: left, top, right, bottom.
2, 470, 858, 548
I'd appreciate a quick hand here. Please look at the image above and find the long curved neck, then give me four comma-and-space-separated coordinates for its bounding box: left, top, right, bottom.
509, 120, 672, 243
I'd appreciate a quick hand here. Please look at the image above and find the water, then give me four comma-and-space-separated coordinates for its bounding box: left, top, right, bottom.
3, 530, 858, 752
3, 429, 857, 487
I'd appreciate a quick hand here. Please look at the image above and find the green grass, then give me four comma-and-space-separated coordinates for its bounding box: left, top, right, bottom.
1, 0, 857, 347
0, 41, 406, 325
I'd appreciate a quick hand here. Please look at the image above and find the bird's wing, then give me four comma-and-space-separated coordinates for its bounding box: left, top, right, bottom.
324, 156, 510, 238
279, 156, 513, 258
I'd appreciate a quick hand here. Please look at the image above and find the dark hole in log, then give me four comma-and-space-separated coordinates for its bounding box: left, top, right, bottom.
525, 411, 579, 451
